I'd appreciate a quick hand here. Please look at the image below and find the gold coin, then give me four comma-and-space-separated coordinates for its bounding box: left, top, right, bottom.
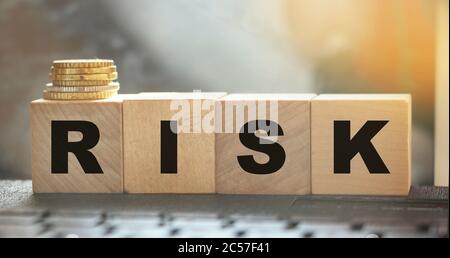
45, 83, 120, 92
52, 80, 113, 86
53, 59, 114, 68
51, 65, 117, 75
50, 72, 118, 81
43, 89, 118, 100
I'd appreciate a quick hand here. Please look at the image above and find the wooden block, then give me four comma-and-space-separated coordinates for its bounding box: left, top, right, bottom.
31, 97, 123, 193
123, 92, 226, 193
311, 94, 411, 196
215, 94, 315, 195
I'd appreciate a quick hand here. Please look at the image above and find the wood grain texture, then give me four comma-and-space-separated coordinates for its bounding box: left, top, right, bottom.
215, 94, 315, 195
30, 97, 123, 193
123, 92, 226, 193
311, 94, 411, 196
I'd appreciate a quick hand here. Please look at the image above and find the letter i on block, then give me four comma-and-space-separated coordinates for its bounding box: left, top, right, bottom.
215, 94, 315, 194
30, 98, 123, 193
123, 92, 226, 193
311, 94, 411, 196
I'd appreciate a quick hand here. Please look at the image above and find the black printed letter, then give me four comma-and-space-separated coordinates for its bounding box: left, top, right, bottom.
161, 120, 177, 174
51, 120, 103, 174
334, 120, 390, 174
238, 120, 286, 174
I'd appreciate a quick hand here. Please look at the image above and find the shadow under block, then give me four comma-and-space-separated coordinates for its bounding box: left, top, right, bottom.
215, 94, 315, 195
311, 94, 411, 196
123, 92, 227, 193
31, 97, 123, 193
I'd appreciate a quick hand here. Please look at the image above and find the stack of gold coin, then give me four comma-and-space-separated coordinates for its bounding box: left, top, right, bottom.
43, 59, 120, 100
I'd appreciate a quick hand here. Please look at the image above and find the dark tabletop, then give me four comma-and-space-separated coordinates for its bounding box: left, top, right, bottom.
0, 180, 447, 216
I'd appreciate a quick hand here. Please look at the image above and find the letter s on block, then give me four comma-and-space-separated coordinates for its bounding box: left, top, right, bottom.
237, 120, 286, 175
51, 120, 103, 174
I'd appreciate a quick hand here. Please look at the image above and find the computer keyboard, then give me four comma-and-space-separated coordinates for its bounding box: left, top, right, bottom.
0, 209, 447, 238
0, 181, 448, 238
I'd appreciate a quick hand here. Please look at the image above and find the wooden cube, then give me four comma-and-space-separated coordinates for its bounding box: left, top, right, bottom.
123, 92, 226, 193
311, 94, 411, 196
215, 94, 315, 195
30, 97, 123, 193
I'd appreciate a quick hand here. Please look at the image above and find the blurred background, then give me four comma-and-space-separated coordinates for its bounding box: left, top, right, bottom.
0, 0, 447, 185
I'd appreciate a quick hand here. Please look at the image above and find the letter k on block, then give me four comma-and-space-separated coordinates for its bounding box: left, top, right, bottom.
311, 94, 411, 196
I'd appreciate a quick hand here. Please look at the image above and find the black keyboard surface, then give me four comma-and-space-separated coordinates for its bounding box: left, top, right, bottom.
0, 180, 448, 238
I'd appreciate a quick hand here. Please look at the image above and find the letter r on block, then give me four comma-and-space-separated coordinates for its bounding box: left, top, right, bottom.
51, 120, 103, 174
